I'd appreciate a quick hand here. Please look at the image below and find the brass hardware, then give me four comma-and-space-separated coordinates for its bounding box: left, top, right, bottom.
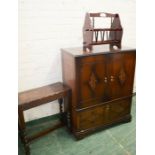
104, 77, 108, 83
110, 76, 115, 82
111, 78, 114, 82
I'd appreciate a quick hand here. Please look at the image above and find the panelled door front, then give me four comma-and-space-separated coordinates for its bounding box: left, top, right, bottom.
107, 52, 136, 100
77, 55, 108, 108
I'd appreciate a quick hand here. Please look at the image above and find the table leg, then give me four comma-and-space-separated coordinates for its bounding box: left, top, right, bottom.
58, 98, 63, 123
66, 90, 72, 130
18, 107, 30, 155
62, 90, 71, 130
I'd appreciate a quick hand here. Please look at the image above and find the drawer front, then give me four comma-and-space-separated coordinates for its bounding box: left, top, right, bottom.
76, 55, 108, 108
77, 105, 107, 130
76, 98, 131, 131
108, 98, 131, 122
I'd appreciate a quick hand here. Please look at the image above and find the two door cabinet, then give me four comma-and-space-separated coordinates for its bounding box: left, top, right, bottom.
61, 45, 136, 139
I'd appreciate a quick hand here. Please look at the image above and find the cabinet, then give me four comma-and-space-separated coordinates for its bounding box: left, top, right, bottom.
61, 45, 136, 139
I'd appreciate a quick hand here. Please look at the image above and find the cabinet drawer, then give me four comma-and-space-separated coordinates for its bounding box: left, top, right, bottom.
108, 98, 131, 122
76, 98, 131, 131
77, 105, 107, 130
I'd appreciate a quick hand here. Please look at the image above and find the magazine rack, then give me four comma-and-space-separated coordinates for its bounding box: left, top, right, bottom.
83, 12, 123, 51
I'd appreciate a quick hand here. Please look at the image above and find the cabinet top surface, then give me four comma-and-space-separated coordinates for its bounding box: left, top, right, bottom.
61, 45, 136, 57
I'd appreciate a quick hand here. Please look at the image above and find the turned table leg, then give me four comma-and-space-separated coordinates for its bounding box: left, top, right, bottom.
65, 90, 72, 131
58, 98, 63, 123
59, 90, 71, 129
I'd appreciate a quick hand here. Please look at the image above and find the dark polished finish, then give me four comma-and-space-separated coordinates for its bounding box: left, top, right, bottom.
83, 12, 123, 51
61, 45, 136, 139
18, 82, 71, 155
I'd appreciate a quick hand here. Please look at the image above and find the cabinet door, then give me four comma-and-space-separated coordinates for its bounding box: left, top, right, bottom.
107, 52, 136, 99
76, 55, 108, 108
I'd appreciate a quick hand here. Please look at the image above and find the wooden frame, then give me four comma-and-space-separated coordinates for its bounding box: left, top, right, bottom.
83, 12, 123, 51
18, 82, 71, 155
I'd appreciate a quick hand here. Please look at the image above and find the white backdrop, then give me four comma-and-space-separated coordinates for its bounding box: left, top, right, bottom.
19, 0, 136, 121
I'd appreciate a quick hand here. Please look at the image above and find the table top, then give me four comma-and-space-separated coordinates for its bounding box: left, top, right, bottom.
18, 82, 70, 106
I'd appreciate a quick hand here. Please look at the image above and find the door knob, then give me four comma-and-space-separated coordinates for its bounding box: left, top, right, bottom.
104, 77, 107, 83
110, 76, 114, 82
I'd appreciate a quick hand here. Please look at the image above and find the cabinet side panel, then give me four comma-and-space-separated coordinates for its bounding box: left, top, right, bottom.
61, 51, 77, 131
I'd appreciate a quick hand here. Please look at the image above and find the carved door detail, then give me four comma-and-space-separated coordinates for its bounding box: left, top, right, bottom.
107, 52, 136, 99
89, 72, 98, 91
77, 52, 135, 107
78, 56, 108, 108
118, 68, 126, 85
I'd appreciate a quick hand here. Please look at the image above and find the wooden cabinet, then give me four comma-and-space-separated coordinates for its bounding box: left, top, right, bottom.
61, 45, 136, 139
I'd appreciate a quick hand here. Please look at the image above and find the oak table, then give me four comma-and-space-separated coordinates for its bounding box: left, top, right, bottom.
18, 82, 71, 155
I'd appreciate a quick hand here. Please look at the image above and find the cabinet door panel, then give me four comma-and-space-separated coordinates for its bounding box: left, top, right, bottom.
77, 55, 108, 108
107, 52, 136, 99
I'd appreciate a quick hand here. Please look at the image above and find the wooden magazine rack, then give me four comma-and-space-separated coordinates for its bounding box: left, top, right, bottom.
83, 12, 123, 51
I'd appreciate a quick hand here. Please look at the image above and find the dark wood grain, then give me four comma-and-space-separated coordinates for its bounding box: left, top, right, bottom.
26, 123, 64, 143
19, 82, 70, 110
61, 46, 136, 139
61, 45, 135, 57
18, 82, 71, 155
